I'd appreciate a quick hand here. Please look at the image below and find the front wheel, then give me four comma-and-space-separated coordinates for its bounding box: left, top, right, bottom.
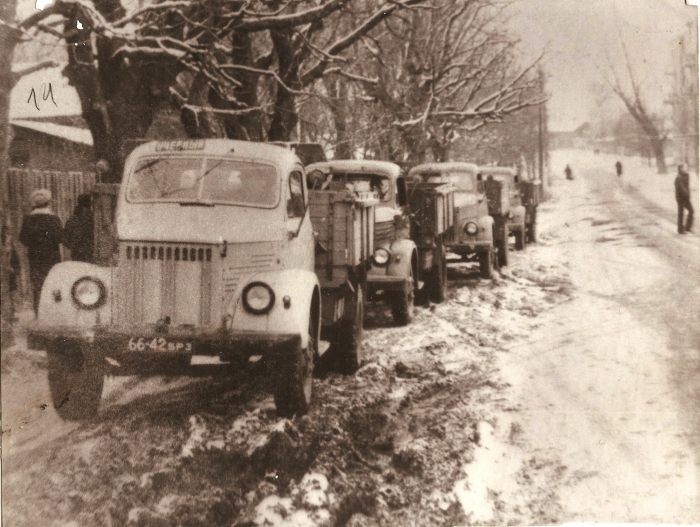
496, 231, 509, 268
389, 267, 415, 326
48, 344, 104, 421
274, 316, 316, 418
428, 245, 447, 304
515, 226, 525, 251
479, 248, 494, 279
526, 221, 537, 244
328, 285, 364, 374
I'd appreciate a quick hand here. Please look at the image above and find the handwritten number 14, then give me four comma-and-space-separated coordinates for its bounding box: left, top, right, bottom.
27, 83, 57, 111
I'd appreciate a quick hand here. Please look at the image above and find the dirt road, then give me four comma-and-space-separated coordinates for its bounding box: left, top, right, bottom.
2, 150, 698, 526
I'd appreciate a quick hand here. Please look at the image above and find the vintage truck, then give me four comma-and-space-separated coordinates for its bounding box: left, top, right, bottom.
408, 162, 498, 279
306, 160, 418, 325
477, 166, 526, 251
27, 139, 375, 420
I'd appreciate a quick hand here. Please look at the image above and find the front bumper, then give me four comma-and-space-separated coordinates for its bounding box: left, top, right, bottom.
27, 323, 301, 370
366, 275, 412, 296
447, 240, 492, 255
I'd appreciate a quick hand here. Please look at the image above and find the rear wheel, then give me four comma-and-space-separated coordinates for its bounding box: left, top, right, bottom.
515, 225, 525, 251
496, 227, 509, 267
389, 266, 415, 326
274, 315, 316, 418
329, 286, 364, 374
428, 243, 447, 303
526, 221, 537, 244
48, 343, 104, 421
479, 248, 494, 279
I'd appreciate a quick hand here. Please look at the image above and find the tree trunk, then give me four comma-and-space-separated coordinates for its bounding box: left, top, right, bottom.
0, 2, 18, 348
649, 134, 667, 174
328, 77, 351, 159
268, 29, 300, 142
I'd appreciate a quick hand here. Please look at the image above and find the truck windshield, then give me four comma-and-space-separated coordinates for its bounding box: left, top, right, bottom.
331, 173, 391, 201
127, 157, 280, 207
422, 172, 476, 192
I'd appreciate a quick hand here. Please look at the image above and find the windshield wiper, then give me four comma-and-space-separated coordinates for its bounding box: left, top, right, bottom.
179, 201, 214, 207
134, 159, 163, 173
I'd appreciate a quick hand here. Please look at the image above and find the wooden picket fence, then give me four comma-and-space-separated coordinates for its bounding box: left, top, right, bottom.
5, 169, 97, 304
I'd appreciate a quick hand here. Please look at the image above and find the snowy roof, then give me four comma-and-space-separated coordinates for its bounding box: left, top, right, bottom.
11, 119, 93, 146
10, 65, 82, 119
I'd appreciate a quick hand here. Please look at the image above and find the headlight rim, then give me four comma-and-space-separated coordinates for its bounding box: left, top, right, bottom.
71, 276, 107, 310
242, 281, 276, 315
372, 247, 392, 267
464, 221, 479, 236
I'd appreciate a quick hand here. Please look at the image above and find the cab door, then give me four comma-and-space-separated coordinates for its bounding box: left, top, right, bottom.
284, 167, 315, 271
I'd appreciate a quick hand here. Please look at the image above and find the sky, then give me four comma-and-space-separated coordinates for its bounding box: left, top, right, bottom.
506, 0, 698, 131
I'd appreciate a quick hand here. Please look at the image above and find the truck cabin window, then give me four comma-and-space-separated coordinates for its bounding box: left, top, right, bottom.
127, 157, 279, 207
330, 173, 391, 201
288, 171, 305, 218
421, 171, 476, 192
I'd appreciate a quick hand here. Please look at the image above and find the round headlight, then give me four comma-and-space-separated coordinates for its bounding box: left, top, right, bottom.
372, 247, 391, 267
71, 277, 107, 310
242, 282, 275, 315
464, 222, 479, 236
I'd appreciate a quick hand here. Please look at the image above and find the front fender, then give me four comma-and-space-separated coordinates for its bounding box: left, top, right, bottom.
476, 215, 495, 242
37, 262, 112, 329
387, 239, 417, 278
228, 269, 320, 349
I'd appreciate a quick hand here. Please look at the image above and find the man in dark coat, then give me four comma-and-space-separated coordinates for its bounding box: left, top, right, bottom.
674, 163, 694, 234
615, 161, 623, 177
63, 193, 94, 262
19, 189, 63, 315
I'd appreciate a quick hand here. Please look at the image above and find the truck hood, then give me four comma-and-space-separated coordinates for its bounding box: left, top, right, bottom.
376, 206, 402, 224
454, 192, 482, 208
117, 204, 285, 244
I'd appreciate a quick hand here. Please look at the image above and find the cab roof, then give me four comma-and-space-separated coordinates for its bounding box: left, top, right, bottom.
477, 166, 516, 176
128, 139, 300, 166
408, 162, 479, 175
307, 159, 401, 178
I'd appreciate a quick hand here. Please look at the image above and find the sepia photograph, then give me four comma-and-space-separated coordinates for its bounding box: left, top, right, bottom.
0, 0, 698, 525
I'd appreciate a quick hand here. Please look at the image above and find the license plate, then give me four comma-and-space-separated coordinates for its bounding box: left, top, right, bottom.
127, 337, 192, 352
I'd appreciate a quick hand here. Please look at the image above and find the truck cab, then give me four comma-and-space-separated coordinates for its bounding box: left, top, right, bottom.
408, 162, 497, 279
477, 166, 526, 251
28, 139, 322, 419
306, 160, 418, 325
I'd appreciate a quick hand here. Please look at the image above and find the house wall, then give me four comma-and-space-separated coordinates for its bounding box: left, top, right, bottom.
9, 127, 94, 172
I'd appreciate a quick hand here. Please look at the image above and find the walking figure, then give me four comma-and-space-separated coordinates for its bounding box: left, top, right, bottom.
19, 189, 63, 315
64, 193, 95, 262
564, 165, 573, 180
674, 163, 694, 234
615, 161, 623, 177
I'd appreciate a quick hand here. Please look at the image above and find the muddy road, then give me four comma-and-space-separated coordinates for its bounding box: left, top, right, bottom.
2, 150, 698, 526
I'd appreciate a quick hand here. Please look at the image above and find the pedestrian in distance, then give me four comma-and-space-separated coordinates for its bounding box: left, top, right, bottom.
615, 161, 623, 177
63, 193, 95, 262
19, 189, 63, 316
674, 163, 694, 234
564, 164, 573, 180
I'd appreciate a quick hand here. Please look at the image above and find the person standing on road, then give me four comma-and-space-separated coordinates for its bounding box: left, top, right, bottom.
19, 189, 63, 315
674, 163, 694, 234
63, 193, 94, 262
615, 161, 623, 177
564, 165, 573, 180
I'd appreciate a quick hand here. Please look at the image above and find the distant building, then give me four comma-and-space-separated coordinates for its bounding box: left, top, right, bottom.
549, 122, 592, 150
667, 21, 699, 169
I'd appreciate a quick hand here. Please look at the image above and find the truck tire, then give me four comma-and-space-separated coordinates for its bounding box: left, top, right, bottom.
526, 221, 537, 244
330, 286, 364, 374
389, 266, 415, 326
274, 316, 316, 418
428, 244, 447, 303
497, 232, 509, 267
479, 248, 494, 279
515, 225, 525, 251
48, 344, 104, 421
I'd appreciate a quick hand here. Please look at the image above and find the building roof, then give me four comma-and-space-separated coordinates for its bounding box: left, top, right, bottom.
11, 119, 93, 146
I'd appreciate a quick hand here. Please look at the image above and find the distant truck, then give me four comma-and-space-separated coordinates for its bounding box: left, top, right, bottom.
27, 140, 375, 420
306, 160, 418, 325
408, 162, 498, 279
477, 166, 526, 251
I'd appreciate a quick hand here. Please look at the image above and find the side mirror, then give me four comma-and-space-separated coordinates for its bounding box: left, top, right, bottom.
396, 177, 408, 207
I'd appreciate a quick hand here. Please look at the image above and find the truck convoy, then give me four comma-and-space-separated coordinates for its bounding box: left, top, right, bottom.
27, 140, 376, 420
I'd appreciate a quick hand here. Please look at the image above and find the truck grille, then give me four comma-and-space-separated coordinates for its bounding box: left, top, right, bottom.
112, 242, 277, 328
374, 220, 396, 245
